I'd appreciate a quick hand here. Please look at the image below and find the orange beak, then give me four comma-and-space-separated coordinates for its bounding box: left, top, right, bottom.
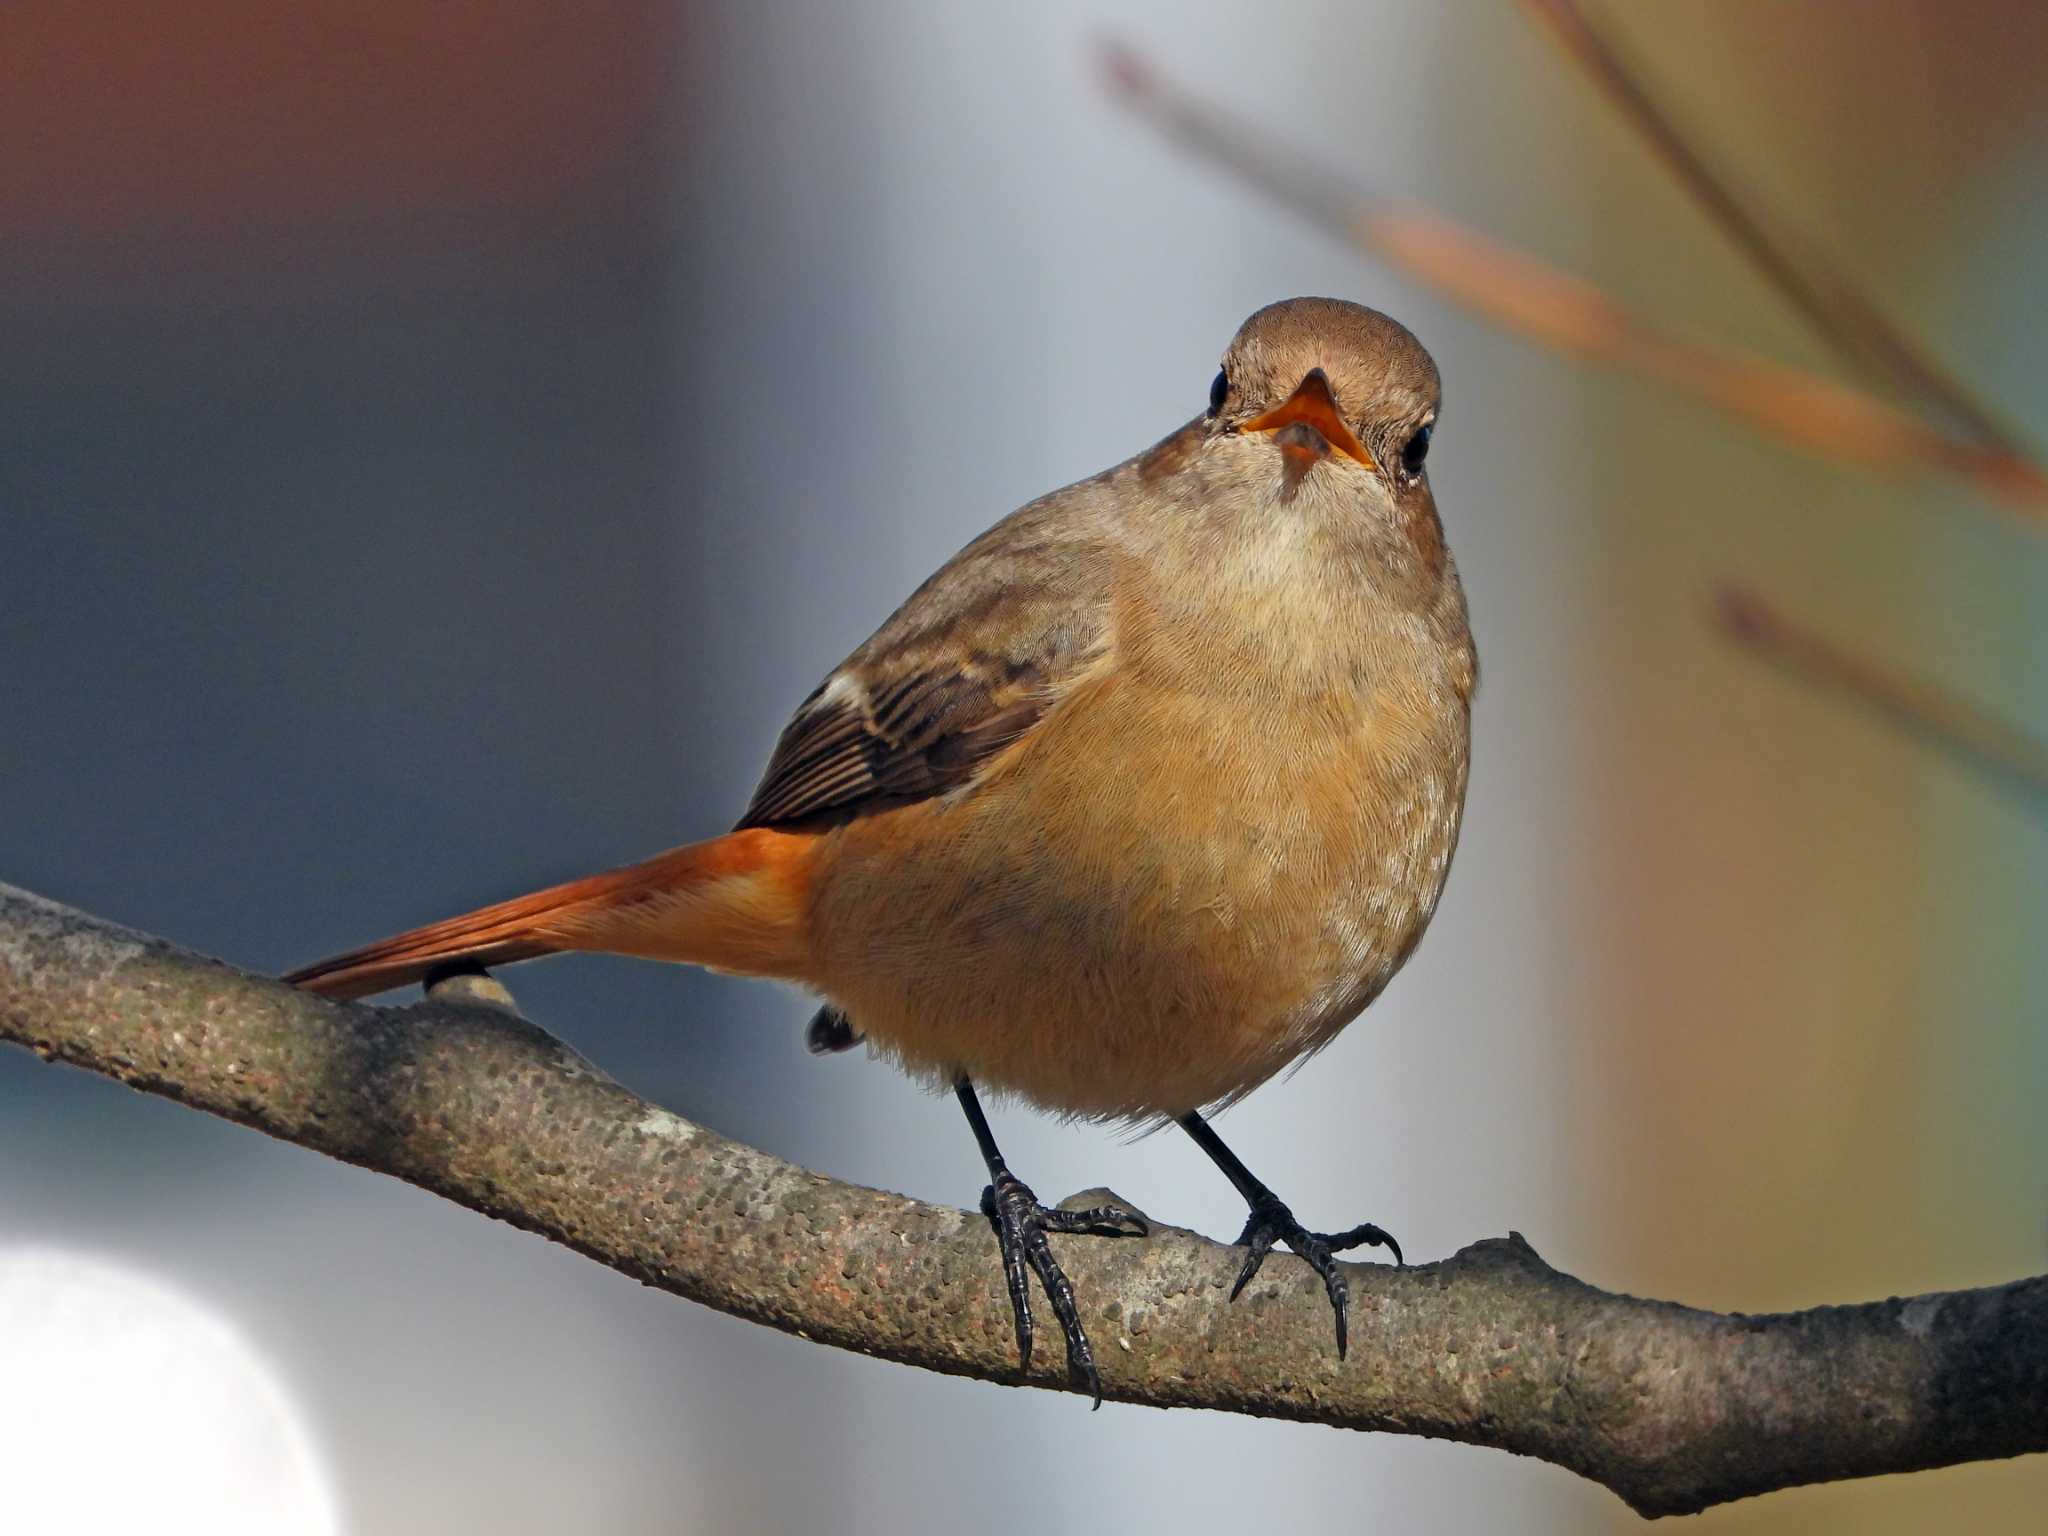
1241, 368, 1377, 471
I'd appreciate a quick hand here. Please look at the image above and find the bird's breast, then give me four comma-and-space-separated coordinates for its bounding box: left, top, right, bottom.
805, 612, 1472, 1120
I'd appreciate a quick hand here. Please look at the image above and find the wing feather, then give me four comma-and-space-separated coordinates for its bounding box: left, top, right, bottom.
735, 485, 1121, 830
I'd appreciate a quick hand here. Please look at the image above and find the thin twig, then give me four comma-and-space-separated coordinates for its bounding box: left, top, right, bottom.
1514, 0, 2029, 455
1716, 585, 2048, 801
1098, 42, 2048, 522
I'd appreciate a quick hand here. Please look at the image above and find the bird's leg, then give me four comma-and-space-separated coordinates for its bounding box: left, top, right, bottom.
803, 1005, 862, 1055
955, 1078, 1147, 1407
1178, 1110, 1402, 1359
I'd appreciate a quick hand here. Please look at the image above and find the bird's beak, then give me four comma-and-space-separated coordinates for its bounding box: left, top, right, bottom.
1241, 368, 1377, 471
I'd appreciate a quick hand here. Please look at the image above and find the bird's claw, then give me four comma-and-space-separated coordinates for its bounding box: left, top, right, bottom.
1228, 1193, 1401, 1359
980, 1171, 1148, 1408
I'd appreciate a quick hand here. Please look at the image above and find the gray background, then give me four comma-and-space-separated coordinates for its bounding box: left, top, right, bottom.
4, 3, 2043, 1531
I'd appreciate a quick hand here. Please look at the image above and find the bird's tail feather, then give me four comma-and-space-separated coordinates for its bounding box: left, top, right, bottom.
284, 828, 817, 1001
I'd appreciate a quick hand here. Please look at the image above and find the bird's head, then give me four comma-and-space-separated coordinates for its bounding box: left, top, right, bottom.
1204, 296, 1440, 496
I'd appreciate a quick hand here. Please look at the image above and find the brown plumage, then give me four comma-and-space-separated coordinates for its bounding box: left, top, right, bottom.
289, 298, 1474, 1391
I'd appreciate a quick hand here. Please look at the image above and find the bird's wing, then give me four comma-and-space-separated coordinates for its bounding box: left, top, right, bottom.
737, 489, 1117, 829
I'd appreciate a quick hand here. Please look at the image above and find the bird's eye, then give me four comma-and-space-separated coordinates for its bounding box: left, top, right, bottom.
1208, 370, 1229, 417
1401, 423, 1433, 478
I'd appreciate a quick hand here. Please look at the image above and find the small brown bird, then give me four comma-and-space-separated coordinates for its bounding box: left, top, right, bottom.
289, 297, 1475, 1402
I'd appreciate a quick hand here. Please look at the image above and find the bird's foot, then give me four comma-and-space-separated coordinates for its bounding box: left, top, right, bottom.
1228, 1193, 1402, 1359
980, 1172, 1148, 1408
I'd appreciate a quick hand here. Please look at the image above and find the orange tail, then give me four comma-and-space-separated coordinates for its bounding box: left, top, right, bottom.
285, 828, 818, 1001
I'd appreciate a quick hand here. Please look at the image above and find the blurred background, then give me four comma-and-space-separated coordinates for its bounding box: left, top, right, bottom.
2, 1, 2043, 1530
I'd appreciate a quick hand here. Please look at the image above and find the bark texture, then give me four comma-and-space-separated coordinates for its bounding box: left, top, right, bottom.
1, 881, 2041, 1516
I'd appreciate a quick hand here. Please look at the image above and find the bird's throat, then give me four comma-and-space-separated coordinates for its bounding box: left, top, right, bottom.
1273, 420, 1331, 496
1273, 420, 1332, 464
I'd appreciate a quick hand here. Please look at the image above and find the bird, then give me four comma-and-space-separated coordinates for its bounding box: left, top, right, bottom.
288, 297, 1475, 1405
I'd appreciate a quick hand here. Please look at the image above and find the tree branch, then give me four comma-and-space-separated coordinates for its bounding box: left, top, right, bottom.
1716, 585, 2048, 806
2, 882, 2041, 1517
1513, 0, 2032, 456
1098, 42, 2048, 523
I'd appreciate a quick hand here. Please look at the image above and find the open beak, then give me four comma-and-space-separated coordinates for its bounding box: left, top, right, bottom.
1241, 368, 1376, 471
